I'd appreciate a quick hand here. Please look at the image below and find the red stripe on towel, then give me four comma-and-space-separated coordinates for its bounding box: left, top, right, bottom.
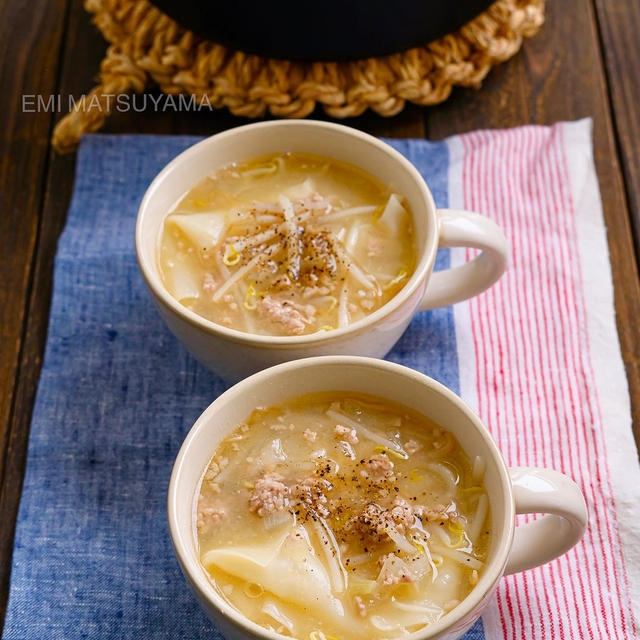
458, 123, 634, 639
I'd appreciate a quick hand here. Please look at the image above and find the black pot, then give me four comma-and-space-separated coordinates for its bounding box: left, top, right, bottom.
151, 1, 495, 62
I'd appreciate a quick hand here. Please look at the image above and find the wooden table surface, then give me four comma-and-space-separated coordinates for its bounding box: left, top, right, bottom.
1, 0, 639, 629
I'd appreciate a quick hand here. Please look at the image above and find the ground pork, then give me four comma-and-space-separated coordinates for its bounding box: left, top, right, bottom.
301, 229, 339, 276
202, 480, 221, 494
303, 429, 317, 443
376, 553, 414, 585
257, 297, 314, 335
196, 503, 226, 534
202, 273, 217, 294
359, 453, 396, 483
388, 497, 415, 530
301, 285, 331, 299
203, 462, 220, 481
334, 424, 358, 444
404, 439, 422, 455
292, 477, 332, 518
413, 503, 451, 522
354, 497, 416, 539
248, 472, 290, 516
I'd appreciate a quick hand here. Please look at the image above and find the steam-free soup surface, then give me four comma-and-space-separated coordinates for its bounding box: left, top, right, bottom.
197, 394, 490, 640
159, 153, 416, 336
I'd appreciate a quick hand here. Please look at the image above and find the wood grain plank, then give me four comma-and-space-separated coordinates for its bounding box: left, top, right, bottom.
0, 0, 427, 629
0, 0, 71, 626
340, 104, 426, 139
426, 0, 640, 450
593, 0, 640, 264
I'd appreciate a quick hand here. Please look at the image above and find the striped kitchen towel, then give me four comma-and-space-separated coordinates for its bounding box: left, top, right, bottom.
2, 120, 638, 640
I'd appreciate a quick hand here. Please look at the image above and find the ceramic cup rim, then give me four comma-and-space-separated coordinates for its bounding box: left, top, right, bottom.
135, 120, 439, 348
167, 356, 516, 640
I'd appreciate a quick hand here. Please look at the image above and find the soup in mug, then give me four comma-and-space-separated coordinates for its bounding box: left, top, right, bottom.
196, 393, 491, 639
158, 153, 416, 336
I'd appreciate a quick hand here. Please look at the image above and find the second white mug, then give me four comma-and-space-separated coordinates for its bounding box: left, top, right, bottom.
168, 356, 588, 640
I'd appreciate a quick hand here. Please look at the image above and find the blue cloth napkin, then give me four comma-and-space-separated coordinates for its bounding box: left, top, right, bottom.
2, 134, 482, 639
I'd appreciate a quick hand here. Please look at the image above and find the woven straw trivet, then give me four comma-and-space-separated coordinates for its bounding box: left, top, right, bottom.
52, 0, 546, 152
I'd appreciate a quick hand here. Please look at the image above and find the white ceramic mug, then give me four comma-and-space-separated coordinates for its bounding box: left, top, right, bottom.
168, 356, 588, 640
136, 120, 508, 382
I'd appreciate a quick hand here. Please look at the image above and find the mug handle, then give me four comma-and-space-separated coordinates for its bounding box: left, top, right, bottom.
419, 209, 509, 310
504, 467, 588, 575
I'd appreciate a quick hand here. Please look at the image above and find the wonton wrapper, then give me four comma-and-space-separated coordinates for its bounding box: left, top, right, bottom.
167, 212, 227, 252
369, 605, 442, 633
378, 194, 408, 235
202, 526, 345, 618
283, 178, 316, 201
427, 563, 463, 605
366, 564, 462, 633
163, 258, 202, 301
352, 222, 405, 281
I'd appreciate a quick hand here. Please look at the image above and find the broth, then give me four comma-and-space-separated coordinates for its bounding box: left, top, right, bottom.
196, 393, 491, 640
158, 153, 416, 336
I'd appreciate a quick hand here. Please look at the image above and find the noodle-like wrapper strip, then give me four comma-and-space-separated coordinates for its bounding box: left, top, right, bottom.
164, 259, 202, 301
351, 222, 405, 283
377, 194, 408, 235
369, 601, 443, 632
420, 563, 463, 606
167, 212, 227, 251
284, 178, 316, 201
202, 528, 289, 569
202, 526, 344, 617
